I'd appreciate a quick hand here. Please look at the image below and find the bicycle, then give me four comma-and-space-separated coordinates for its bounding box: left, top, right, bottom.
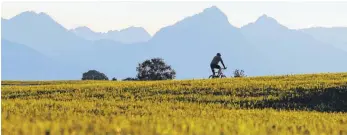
209, 67, 227, 78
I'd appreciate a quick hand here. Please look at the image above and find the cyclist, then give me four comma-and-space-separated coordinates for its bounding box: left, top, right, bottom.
210, 53, 226, 77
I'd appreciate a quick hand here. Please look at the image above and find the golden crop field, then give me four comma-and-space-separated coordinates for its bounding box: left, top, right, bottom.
2, 73, 347, 135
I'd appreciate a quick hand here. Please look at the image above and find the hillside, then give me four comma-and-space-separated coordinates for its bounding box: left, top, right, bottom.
1, 11, 91, 57
301, 27, 347, 52
2, 73, 347, 134
1, 39, 72, 80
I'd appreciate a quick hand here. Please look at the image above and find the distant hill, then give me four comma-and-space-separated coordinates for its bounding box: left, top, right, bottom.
70, 26, 151, 44
1, 39, 83, 80
1, 11, 92, 57
241, 15, 347, 74
301, 27, 347, 52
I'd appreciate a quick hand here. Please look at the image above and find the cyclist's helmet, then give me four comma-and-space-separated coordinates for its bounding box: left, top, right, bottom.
217, 53, 221, 56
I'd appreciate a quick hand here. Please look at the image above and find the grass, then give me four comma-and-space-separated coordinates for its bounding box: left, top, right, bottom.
2, 73, 347, 135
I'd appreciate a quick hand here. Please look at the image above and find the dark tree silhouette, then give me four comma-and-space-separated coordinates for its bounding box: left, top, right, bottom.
82, 70, 109, 80
136, 58, 176, 80
112, 77, 117, 81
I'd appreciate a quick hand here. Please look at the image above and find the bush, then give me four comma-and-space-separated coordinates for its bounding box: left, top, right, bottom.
82, 70, 108, 80
122, 77, 138, 81
112, 77, 117, 81
233, 69, 246, 78
136, 58, 176, 80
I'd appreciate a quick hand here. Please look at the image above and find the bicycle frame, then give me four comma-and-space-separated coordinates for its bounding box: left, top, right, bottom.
209, 68, 227, 78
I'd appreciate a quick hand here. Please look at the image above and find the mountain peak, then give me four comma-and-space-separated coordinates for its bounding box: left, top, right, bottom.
118, 26, 151, 40
241, 14, 288, 32
20, 11, 37, 15
200, 6, 227, 19
38, 12, 51, 17
120, 26, 146, 32
255, 14, 279, 25
179, 6, 229, 26
152, 5, 236, 39
9, 11, 56, 24
10, 11, 36, 19
203, 6, 222, 13
12, 11, 44, 18
70, 26, 151, 43
72, 26, 94, 32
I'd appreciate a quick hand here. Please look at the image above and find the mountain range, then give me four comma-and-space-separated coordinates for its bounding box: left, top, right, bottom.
70, 26, 151, 44
301, 27, 347, 52
2, 6, 347, 80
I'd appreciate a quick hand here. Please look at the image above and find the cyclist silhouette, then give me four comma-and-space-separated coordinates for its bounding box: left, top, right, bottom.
210, 53, 226, 77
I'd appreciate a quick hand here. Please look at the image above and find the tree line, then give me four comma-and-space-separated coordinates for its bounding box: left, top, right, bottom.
82, 58, 176, 81
82, 57, 245, 81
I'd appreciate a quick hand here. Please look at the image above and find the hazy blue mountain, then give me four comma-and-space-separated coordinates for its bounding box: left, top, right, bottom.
86, 40, 150, 79
70, 26, 102, 41
148, 6, 265, 78
71, 26, 151, 44
241, 15, 347, 75
1, 39, 83, 80
1, 11, 91, 57
301, 27, 347, 52
1, 39, 49, 80
0, 11, 136, 80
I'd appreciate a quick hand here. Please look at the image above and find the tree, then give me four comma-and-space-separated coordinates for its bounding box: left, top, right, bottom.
136, 58, 176, 80
112, 77, 117, 81
233, 69, 246, 78
82, 70, 109, 80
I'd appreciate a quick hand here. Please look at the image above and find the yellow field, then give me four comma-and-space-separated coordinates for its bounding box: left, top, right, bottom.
2, 73, 347, 135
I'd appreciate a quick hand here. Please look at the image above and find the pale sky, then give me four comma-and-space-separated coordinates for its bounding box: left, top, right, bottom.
2, 2, 347, 35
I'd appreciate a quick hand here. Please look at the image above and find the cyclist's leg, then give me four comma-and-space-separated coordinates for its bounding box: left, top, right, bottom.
210, 64, 216, 76
212, 68, 216, 76
216, 65, 221, 75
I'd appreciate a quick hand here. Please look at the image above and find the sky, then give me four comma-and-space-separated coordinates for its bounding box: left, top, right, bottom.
2, 1, 347, 35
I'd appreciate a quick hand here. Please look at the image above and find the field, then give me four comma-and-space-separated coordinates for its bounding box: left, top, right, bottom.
2, 73, 347, 135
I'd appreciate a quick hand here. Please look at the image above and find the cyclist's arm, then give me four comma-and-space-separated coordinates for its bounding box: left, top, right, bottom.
220, 58, 226, 69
